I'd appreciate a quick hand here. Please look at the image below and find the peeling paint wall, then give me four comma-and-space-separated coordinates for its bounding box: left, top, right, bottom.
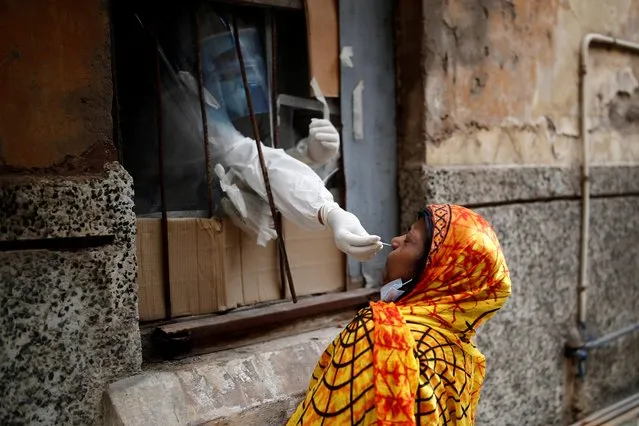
406, 0, 639, 168
0, 0, 115, 174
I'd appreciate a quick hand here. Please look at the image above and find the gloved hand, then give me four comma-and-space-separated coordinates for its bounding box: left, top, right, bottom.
307, 118, 340, 164
320, 202, 383, 261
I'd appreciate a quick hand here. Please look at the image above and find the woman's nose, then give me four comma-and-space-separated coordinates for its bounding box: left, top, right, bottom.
390, 235, 403, 249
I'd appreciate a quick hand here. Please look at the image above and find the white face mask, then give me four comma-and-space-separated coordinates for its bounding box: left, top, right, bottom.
380, 278, 413, 302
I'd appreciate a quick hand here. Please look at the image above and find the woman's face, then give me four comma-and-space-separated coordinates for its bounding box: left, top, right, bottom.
382, 219, 428, 284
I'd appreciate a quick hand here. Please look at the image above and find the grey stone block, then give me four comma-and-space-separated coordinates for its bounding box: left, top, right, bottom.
0, 163, 141, 425
0, 163, 135, 242
581, 197, 639, 414
411, 164, 639, 210
473, 202, 579, 426
104, 327, 340, 426
466, 198, 639, 425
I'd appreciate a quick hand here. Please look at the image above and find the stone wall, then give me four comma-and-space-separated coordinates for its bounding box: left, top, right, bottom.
0, 1, 141, 424
0, 164, 141, 425
396, 0, 639, 424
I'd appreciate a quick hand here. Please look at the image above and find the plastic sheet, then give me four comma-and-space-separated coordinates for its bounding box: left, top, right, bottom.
121, 7, 340, 245
118, 5, 339, 245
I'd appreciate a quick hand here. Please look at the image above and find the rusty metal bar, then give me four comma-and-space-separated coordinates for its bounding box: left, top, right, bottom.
269, 11, 287, 299
154, 34, 173, 319
193, 8, 215, 218
231, 15, 298, 302
269, 12, 280, 150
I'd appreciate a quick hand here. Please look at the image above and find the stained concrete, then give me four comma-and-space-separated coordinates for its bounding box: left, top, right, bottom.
394, 0, 639, 424
0, 163, 141, 425
581, 197, 639, 415
397, 160, 639, 425
472, 201, 580, 426
104, 327, 340, 426
469, 197, 639, 426
399, 163, 639, 231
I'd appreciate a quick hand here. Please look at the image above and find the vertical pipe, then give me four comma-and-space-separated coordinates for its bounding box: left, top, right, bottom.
231, 15, 298, 303
578, 34, 639, 326
193, 8, 215, 218
154, 34, 173, 319
578, 35, 591, 327
270, 12, 280, 150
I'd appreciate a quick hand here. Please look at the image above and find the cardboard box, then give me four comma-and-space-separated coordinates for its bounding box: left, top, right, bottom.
136, 219, 166, 321
304, 0, 340, 97
137, 218, 345, 321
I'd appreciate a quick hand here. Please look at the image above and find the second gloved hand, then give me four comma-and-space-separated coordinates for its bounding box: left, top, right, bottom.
320, 202, 382, 261
307, 118, 340, 164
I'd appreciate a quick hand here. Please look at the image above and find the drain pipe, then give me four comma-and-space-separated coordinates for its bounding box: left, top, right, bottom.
578, 34, 639, 326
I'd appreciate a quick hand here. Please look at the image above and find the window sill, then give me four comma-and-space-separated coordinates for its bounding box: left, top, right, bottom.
146, 287, 379, 360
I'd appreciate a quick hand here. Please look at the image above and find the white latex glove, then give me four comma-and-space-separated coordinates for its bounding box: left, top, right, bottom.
306, 119, 340, 164
320, 202, 383, 261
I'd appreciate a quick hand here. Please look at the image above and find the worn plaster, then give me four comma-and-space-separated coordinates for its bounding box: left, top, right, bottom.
0, 0, 114, 172
397, 0, 639, 169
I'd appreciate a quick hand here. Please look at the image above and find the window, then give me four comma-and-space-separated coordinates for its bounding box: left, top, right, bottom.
112, 0, 386, 359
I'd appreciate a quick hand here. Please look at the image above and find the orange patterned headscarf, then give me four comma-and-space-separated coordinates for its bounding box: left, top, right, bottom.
287, 205, 511, 425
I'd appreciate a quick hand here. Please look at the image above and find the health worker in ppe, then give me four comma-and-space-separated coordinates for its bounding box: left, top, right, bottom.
138, 8, 383, 261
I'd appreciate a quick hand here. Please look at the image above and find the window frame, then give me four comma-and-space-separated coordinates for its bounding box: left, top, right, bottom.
112, 0, 396, 360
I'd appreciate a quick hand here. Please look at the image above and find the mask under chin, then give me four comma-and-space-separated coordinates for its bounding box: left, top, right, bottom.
380, 278, 414, 302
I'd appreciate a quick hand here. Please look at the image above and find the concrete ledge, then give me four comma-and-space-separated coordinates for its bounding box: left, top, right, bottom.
422, 164, 639, 206
104, 327, 341, 426
0, 162, 134, 242
398, 163, 639, 227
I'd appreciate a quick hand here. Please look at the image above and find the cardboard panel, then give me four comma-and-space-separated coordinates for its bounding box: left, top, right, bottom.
304, 0, 340, 97
195, 219, 225, 314
282, 220, 344, 297
136, 218, 345, 321
136, 219, 166, 321
240, 233, 280, 304
238, 219, 345, 304
223, 220, 244, 310
166, 219, 199, 317
167, 218, 226, 318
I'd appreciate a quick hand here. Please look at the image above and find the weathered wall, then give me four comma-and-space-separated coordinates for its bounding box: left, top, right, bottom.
0, 0, 115, 173
397, 0, 639, 424
0, 1, 141, 424
0, 164, 141, 425
419, 0, 639, 168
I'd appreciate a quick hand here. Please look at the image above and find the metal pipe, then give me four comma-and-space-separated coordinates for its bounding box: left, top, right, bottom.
583, 321, 639, 349
570, 391, 639, 425
578, 34, 639, 325
193, 9, 215, 218
231, 15, 298, 303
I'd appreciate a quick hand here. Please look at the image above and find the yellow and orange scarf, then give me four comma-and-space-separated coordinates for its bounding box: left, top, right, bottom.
287, 205, 511, 425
